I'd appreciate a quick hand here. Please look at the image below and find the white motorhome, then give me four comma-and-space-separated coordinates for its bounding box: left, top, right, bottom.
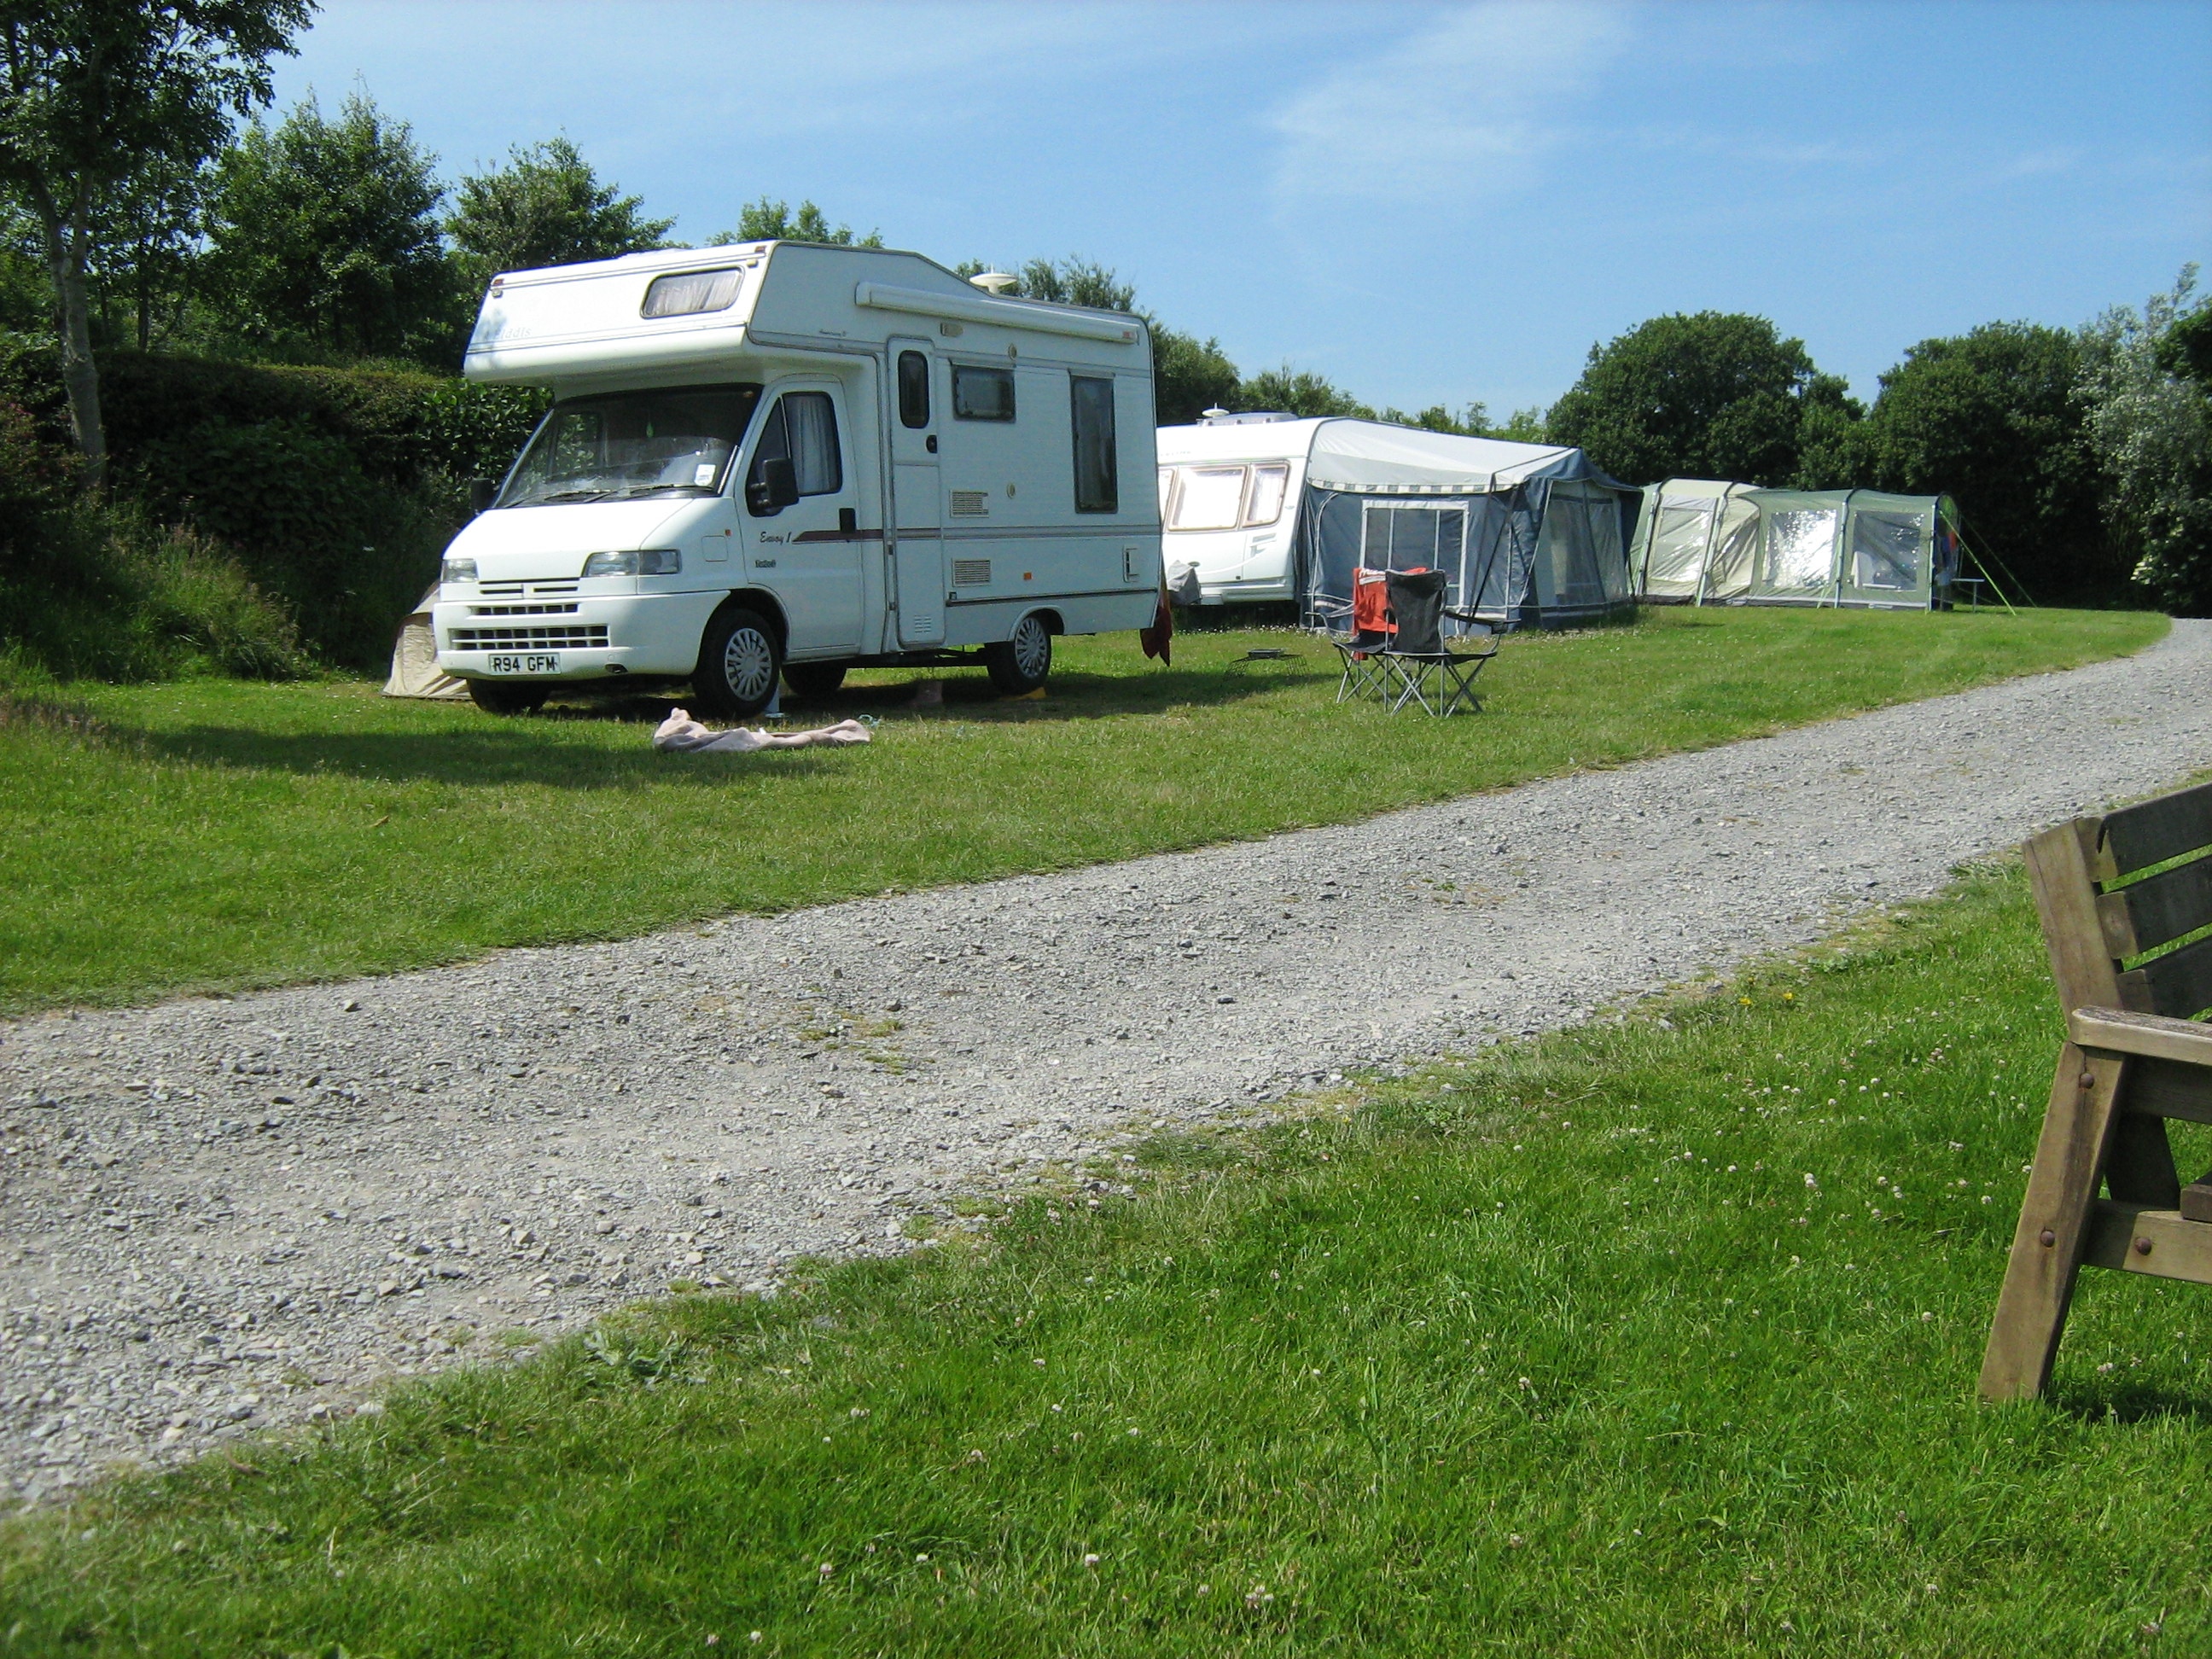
435, 243, 1163, 714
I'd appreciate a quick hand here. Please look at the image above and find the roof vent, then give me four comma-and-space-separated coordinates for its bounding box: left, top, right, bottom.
1198, 409, 1299, 426
968, 271, 1018, 295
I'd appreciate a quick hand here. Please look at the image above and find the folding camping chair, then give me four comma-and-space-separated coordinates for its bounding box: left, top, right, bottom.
1371, 568, 1498, 716
1321, 566, 1396, 704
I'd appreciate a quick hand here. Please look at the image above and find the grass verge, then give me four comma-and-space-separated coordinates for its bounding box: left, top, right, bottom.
0, 604, 2167, 1014
4, 860, 2209, 1652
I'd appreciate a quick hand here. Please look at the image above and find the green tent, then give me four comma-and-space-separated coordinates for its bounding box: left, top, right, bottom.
1630, 480, 1963, 609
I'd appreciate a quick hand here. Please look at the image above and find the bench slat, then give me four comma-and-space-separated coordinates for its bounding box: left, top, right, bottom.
2126, 1056, 2212, 1124
2119, 933, 2212, 1022
2097, 779, 2212, 882
2081, 1201, 2212, 1285
2097, 853, 2212, 958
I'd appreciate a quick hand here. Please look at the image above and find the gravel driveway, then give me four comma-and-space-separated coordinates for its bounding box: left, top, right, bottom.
4, 620, 2209, 1505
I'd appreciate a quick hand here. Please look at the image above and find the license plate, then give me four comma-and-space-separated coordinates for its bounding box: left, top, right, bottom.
487, 653, 559, 674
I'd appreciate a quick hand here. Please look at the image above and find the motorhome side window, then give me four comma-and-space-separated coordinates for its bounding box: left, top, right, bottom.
1069, 375, 1117, 513
639, 268, 743, 317
898, 352, 930, 428
747, 392, 843, 512
952, 364, 1015, 422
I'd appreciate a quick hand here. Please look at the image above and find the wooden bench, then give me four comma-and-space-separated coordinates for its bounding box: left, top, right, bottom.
1981, 778, 2212, 1401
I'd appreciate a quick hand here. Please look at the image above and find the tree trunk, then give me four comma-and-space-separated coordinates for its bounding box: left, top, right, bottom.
40, 187, 108, 492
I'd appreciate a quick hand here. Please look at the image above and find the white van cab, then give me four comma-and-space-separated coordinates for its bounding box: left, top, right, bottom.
436, 242, 1164, 714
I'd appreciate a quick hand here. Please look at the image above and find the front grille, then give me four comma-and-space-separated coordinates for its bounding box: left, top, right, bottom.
449, 625, 609, 650
479, 579, 581, 598
951, 558, 991, 586
470, 603, 579, 616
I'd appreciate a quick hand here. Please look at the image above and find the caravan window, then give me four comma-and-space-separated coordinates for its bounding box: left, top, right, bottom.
952, 365, 1016, 421
498, 383, 761, 508
1167, 466, 1246, 531
1069, 375, 1117, 513
640, 268, 744, 318
748, 391, 843, 504
1161, 463, 1292, 531
1245, 464, 1289, 527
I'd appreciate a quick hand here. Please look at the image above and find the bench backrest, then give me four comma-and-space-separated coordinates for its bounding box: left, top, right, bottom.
2027, 778, 2212, 1022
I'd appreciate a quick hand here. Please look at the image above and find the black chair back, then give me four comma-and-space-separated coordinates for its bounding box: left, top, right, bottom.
1384, 568, 1449, 655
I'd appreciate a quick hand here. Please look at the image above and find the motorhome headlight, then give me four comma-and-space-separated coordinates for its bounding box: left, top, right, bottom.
582, 548, 682, 578
441, 556, 478, 583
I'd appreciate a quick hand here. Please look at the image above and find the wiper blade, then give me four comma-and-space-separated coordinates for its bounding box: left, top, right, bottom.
538, 488, 616, 504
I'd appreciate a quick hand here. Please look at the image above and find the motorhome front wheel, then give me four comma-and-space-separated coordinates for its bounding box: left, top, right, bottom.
985, 613, 1053, 696
695, 607, 783, 719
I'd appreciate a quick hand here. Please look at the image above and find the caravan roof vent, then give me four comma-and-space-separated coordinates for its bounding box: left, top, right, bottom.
968, 271, 1018, 295
1198, 409, 1299, 426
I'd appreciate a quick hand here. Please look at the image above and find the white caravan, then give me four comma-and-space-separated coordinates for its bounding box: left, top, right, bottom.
435, 243, 1163, 714
1153, 412, 1311, 605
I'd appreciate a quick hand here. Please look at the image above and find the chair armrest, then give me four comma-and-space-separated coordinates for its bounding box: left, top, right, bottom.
2069, 1007, 2212, 1067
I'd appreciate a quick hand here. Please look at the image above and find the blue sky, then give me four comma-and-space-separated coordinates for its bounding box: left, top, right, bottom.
273, 0, 2210, 416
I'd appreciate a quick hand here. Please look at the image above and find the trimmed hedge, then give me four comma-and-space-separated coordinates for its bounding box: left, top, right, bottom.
0, 338, 548, 670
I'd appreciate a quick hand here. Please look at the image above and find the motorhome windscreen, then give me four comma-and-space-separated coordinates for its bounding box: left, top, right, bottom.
498, 385, 763, 508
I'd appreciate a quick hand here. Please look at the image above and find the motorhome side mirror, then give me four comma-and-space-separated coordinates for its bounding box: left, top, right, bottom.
748, 456, 800, 515
468, 478, 498, 516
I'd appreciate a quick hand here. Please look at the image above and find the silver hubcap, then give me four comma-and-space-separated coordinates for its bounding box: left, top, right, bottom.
1013, 616, 1050, 679
721, 627, 776, 701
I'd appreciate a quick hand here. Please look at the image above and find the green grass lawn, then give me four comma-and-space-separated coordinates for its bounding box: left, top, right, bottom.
9, 863, 2211, 1653
0, 605, 2165, 1015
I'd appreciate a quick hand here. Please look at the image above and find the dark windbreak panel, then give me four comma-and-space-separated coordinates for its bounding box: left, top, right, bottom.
498, 384, 764, 508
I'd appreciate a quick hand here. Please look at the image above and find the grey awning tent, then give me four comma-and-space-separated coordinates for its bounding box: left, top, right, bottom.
1629, 480, 1962, 609
1295, 422, 1639, 632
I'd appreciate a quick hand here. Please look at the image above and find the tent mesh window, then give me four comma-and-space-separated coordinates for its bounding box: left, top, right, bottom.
1360, 503, 1467, 581
1848, 509, 1922, 591
1763, 508, 1839, 595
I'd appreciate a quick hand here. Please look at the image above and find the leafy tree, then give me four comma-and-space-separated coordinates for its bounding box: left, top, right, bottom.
0, 0, 311, 485
2078, 267, 2212, 615
1546, 311, 1856, 486
713, 197, 880, 247
1233, 366, 1374, 420
446, 137, 671, 286
202, 90, 450, 360
87, 149, 206, 351
1855, 321, 2105, 602
1150, 327, 1237, 425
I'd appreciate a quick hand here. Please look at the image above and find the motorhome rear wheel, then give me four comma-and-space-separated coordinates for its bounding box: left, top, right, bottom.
695, 606, 783, 719
984, 613, 1053, 696
468, 680, 548, 716
782, 661, 847, 700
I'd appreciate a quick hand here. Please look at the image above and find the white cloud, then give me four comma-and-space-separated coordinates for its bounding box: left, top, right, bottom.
1267, 1, 1632, 217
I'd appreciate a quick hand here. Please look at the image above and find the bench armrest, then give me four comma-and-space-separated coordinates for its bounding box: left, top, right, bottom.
2069, 1006, 2212, 1067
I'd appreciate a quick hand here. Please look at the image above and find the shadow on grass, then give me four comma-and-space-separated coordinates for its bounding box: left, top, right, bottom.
99, 664, 1323, 786
2046, 1378, 2212, 1427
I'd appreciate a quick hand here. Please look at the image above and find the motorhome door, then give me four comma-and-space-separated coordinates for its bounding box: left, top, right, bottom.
888, 338, 945, 646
